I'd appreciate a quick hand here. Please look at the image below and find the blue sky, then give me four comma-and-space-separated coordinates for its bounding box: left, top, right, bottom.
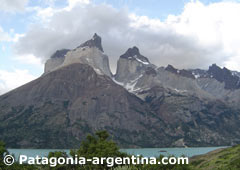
1, 0, 240, 94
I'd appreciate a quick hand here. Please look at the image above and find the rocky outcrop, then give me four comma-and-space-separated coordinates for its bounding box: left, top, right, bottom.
118, 60, 240, 107
115, 47, 154, 83
44, 49, 70, 73
165, 65, 195, 79
137, 86, 240, 146
208, 64, 240, 90
78, 33, 104, 52
44, 33, 112, 77
114, 47, 156, 93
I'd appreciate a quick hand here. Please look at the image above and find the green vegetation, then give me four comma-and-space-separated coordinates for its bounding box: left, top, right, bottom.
0, 132, 239, 170
116, 155, 192, 170
190, 144, 240, 170
0, 141, 8, 169
69, 130, 129, 170
0, 141, 36, 170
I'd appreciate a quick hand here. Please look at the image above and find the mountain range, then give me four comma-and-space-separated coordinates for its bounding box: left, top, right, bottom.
0, 33, 240, 148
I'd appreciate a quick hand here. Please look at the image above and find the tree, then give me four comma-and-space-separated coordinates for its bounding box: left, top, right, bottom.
0, 141, 8, 169
71, 130, 128, 170
46, 151, 69, 170
0, 141, 37, 170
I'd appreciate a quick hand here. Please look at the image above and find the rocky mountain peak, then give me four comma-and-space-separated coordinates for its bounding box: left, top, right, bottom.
120, 46, 149, 64
121, 46, 140, 58
165, 65, 195, 79
78, 33, 104, 52
44, 49, 70, 73
165, 64, 178, 73
44, 34, 112, 77
115, 46, 153, 83
50, 49, 70, 59
208, 64, 240, 89
208, 64, 221, 76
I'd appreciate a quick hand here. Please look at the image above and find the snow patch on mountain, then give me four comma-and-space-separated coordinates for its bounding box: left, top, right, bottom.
113, 74, 143, 93
135, 56, 149, 65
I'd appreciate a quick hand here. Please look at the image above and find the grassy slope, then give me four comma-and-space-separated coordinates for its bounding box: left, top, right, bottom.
190, 144, 240, 170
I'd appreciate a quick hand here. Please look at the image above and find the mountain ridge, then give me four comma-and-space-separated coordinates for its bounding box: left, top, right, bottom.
0, 33, 240, 149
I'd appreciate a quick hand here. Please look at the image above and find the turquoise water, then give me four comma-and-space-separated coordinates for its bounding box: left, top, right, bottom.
8, 146, 227, 159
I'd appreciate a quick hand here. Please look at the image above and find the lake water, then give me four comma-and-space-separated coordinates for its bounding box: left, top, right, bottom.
8, 146, 227, 159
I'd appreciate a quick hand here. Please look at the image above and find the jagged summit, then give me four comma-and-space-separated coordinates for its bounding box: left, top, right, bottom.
208, 64, 240, 89
165, 64, 177, 73
114, 46, 154, 85
208, 64, 221, 75
120, 46, 149, 64
120, 46, 140, 58
44, 33, 112, 76
165, 64, 195, 79
78, 33, 104, 52
50, 49, 70, 59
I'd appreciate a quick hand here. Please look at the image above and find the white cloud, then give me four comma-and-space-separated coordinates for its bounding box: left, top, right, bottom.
14, 0, 240, 72
0, 26, 12, 42
27, 6, 59, 23
0, 69, 37, 95
0, 26, 25, 43
0, 0, 29, 12
164, 0, 240, 70
12, 33, 25, 42
13, 54, 44, 67
36, 7, 55, 19
67, 0, 90, 10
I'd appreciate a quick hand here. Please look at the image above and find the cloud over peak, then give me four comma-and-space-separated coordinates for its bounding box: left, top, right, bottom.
14, 0, 240, 72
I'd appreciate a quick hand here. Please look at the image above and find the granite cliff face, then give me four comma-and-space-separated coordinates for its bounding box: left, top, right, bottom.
44, 33, 112, 77
0, 63, 164, 148
114, 47, 156, 92
114, 50, 240, 108
44, 49, 70, 73
0, 34, 240, 148
207, 64, 240, 90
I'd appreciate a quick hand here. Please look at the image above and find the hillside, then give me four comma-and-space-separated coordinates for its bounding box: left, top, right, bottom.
190, 145, 240, 170
0, 34, 240, 148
